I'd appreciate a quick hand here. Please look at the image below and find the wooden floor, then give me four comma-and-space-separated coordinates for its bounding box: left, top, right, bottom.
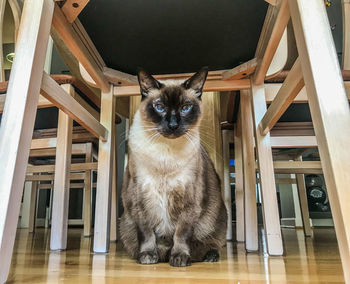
8, 227, 344, 283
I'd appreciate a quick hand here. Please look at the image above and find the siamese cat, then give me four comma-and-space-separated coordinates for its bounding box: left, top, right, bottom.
120, 67, 227, 267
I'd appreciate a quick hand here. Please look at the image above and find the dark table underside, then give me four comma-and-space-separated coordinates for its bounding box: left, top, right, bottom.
79, 0, 268, 75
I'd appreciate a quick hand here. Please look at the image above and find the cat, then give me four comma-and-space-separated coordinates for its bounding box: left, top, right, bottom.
119, 67, 227, 267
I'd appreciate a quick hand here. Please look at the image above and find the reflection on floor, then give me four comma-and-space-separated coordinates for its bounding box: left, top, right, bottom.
8, 227, 344, 283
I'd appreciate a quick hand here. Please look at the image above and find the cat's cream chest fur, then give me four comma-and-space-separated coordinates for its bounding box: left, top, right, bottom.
128, 111, 200, 235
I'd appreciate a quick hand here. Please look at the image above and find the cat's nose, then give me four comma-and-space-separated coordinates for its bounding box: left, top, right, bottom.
168, 116, 179, 130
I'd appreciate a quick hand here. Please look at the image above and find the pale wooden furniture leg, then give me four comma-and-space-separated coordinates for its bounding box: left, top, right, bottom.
93, 85, 116, 253
289, 0, 350, 280
250, 81, 283, 256
240, 90, 258, 252
50, 84, 74, 250
83, 143, 93, 237
295, 156, 312, 237
0, 0, 6, 82
20, 182, 32, 228
0, 0, 54, 282
234, 122, 245, 242
29, 179, 39, 233
222, 129, 233, 241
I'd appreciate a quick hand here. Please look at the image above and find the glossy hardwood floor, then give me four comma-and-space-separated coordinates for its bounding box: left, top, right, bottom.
8, 227, 344, 283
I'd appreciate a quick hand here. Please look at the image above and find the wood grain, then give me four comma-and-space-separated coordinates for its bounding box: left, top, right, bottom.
254, 0, 290, 84
50, 88, 73, 250
114, 79, 251, 97
25, 173, 85, 182
234, 123, 245, 242
0, 1, 54, 282
26, 162, 98, 173
7, 228, 345, 283
240, 90, 258, 251
40, 72, 107, 141
270, 136, 317, 148
94, 85, 116, 253
259, 58, 304, 135
250, 81, 283, 256
295, 156, 312, 237
83, 143, 92, 237
51, 4, 109, 92
222, 58, 258, 80
289, 0, 350, 280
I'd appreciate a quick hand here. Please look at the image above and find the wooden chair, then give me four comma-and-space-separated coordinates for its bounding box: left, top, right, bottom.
1, 0, 121, 242
27, 131, 97, 237
230, 2, 350, 280
1, 72, 119, 249
220, 0, 349, 263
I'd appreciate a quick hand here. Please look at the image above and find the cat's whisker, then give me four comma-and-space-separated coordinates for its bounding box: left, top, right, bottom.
199, 133, 216, 140
118, 139, 128, 148
187, 130, 224, 161
198, 130, 217, 137
184, 133, 197, 151
120, 128, 160, 150
127, 128, 159, 140
198, 128, 217, 134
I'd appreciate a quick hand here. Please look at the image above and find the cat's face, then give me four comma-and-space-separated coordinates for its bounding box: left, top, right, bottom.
137, 67, 208, 139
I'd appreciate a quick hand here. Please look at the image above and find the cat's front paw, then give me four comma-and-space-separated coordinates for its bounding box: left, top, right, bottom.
137, 250, 159, 264
169, 252, 191, 267
203, 249, 220, 262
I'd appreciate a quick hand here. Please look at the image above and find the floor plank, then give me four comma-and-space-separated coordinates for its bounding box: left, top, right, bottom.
8, 227, 344, 283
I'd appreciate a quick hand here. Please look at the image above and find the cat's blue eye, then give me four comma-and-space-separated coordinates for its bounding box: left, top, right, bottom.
181, 104, 192, 113
154, 103, 165, 113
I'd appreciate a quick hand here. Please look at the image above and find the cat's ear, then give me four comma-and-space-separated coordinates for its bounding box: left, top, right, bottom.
182, 66, 209, 99
137, 68, 163, 98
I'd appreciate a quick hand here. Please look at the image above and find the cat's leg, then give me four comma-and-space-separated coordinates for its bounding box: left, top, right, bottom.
156, 235, 173, 262
189, 241, 220, 262
169, 210, 198, 267
190, 203, 227, 263
119, 213, 139, 259
137, 222, 159, 264
120, 164, 140, 258
203, 249, 220, 262
120, 208, 158, 264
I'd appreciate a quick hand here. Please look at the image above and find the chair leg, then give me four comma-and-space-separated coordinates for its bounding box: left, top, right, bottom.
0, 0, 54, 283
0, 0, 6, 82
94, 84, 115, 253
234, 122, 245, 243
250, 82, 283, 256
0, 0, 54, 282
28, 179, 39, 233
240, 90, 259, 252
222, 129, 233, 241
295, 157, 312, 237
83, 143, 93, 237
50, 85, 73, 250
289, 1, 350, 280
20, 181, 33, 229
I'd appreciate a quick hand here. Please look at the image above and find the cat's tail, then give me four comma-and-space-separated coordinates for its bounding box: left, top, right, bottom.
119, 213, 139, 259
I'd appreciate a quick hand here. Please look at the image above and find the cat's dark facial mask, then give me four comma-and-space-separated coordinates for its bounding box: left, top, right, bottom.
137, 67, 208, 139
